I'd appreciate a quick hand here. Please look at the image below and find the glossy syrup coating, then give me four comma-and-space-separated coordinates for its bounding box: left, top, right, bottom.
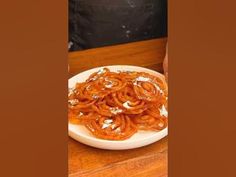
68, 68, 168, 140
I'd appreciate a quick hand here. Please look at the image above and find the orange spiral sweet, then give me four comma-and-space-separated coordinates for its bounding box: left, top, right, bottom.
68, 68, 168, 140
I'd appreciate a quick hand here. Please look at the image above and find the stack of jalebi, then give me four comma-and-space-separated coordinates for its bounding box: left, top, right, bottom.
68, 68, 168, 140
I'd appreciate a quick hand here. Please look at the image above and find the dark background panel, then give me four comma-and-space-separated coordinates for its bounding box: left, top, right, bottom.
69, 0, 167, 51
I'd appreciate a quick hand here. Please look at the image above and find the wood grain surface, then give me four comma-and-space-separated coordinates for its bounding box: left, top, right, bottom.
68, 38, 167, 77
68, 38, 168, 177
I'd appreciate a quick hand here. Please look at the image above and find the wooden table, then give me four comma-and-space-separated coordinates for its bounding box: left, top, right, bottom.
68, 38, 168, 177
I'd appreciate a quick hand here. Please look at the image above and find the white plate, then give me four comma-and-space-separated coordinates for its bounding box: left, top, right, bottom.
68, 65, 168, 150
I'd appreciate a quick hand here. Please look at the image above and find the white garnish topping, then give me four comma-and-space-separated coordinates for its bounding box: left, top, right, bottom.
110, 107, 123, 115
78, 112, 84, 117
111, 124, 116, 129
104, 119, 113, 124
68, 99, 79, 105
136, 76, 150, 82
159, 105, 168, 117
154, 84, 164, 94
123, 101, 132, 109
104, 78, 114, 88
101, 119, 113, 129
105, 82, 113, 88
86, 85, 91, 90
68, 88, 75, 96
88, 76, 98, 81
115, 127, 121, 133
97, 68, 105, 75
92, 94, 99, 99
133, 76, 150, 87
102, 124, 110, 129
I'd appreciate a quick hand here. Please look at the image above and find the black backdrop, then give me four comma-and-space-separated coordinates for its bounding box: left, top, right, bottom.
69, 0, 167, 51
